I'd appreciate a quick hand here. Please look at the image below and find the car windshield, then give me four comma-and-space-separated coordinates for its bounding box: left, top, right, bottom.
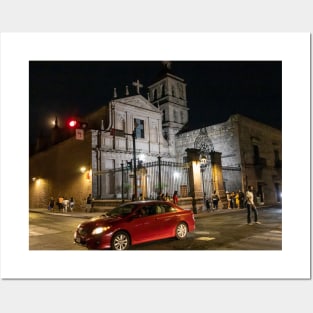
106, 204, 137, 218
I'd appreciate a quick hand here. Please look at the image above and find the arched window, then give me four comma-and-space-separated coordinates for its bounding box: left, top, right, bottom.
161, 84, 165, 97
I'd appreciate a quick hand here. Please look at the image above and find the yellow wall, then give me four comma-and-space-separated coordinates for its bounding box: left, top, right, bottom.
29, 132, 92, 210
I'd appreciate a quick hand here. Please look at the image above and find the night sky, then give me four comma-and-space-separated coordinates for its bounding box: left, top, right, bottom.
29, 61, 282, 145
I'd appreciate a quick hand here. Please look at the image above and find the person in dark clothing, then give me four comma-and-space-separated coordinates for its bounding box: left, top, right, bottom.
206, 199, 211, 211
238, 190, 245, 208
86, 194, 92, 212
48, 197, 55, 211
70, 197, 74, 212
246, 185, 260, 225
58, 196, 64, 212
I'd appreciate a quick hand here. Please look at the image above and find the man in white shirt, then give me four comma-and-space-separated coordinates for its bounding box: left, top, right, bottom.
246, 185, 261, 225
62, 198, 69, 213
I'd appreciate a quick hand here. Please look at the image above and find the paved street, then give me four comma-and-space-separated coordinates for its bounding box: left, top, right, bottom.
29, 205, 282, 250
130, 206, 281, 250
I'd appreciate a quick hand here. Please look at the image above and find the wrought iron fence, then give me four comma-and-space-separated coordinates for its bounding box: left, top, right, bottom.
109, 161, 187, 200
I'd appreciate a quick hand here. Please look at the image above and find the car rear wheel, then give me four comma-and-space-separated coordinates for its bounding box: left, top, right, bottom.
176, 222, 188, 240
111, 231, 130, 250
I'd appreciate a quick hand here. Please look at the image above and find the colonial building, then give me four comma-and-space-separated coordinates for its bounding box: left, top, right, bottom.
29, 63, 282, 211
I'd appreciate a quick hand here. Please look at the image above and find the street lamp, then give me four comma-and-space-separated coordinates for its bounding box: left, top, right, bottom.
173, 171, 181, 197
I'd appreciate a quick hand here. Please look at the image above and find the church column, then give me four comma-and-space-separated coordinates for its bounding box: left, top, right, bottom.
209, 151, 227, 209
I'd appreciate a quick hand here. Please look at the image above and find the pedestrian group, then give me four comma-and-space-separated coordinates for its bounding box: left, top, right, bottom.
47, 195, 76, 212
47, 186, 261, 225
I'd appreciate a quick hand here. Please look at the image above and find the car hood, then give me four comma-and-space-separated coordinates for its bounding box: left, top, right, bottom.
79, 215, 122, 228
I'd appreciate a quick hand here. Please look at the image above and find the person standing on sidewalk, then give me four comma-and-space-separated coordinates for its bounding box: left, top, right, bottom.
246, 185, 260, 225
86, 194, 92, 212
70, 197, 75, 212
48, 197, 55, 211
62, 197, 69, 213
172, 191, 179, 204
58, 196, 64, 212
212, 190, 219, 211
238, 190, 245, 208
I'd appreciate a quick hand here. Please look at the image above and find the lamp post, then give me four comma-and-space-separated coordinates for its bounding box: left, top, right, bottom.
121, 162, 124, 202
96, 130, 101, 199
157, 156, 162, 195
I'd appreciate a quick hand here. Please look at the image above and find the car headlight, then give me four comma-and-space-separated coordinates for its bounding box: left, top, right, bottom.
91, 226, 111, 235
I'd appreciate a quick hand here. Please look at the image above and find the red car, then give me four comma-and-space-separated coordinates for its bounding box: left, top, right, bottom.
74, 200, 195, 250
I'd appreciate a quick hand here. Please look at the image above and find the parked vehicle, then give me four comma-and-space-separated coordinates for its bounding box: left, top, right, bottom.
74, 200, 195, 250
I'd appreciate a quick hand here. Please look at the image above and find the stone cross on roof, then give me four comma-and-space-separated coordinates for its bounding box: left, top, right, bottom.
132, 79, 143, 94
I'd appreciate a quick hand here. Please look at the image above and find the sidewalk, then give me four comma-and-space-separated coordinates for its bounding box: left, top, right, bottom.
29, 206, 266, 219
29, 208, 109, 219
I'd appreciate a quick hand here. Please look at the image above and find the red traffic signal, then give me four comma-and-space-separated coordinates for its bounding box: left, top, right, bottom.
67, 119, 88, 129
68, 119, 77, 128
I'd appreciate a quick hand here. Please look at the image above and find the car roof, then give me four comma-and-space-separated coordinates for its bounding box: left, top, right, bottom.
130, 200, 171, 204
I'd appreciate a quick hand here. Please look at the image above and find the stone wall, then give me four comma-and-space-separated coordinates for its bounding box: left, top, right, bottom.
236, 114, 282, 203
175, 114, 282, 205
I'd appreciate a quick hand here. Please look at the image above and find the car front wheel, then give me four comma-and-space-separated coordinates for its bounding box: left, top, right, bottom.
111, 231, 130, 250
176, 222, 188, 240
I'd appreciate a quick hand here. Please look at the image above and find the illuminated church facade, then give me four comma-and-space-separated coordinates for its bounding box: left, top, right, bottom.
29, 63, 282, 211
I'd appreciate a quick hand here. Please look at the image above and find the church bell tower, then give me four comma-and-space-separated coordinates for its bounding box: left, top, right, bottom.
148, 62, 189, 155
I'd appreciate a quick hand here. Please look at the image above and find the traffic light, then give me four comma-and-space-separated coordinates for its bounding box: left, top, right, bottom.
68, 119, 77, 128
126, 161, 132, 171
79, 121, 88, 129
67, 119, 88, 129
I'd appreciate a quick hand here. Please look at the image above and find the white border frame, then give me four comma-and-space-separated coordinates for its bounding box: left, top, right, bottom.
0, 33, 310, 279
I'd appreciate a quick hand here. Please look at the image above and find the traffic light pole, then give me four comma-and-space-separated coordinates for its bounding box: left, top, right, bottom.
116, 129, 137, 200
132, 130, 137, 200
